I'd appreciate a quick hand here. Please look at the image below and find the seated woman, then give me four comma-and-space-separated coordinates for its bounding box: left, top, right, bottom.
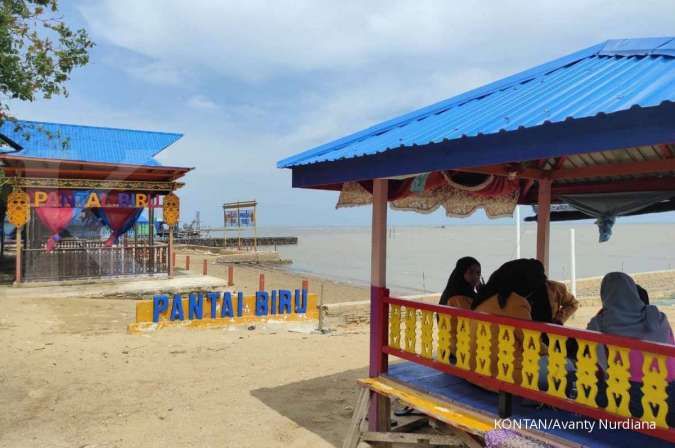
636, 283, 650, 305
546, 279, 579, 325
468, 259, 548, 387
438, 256, 482, 309
544, 278, 580, 372
587, 272, 675, 424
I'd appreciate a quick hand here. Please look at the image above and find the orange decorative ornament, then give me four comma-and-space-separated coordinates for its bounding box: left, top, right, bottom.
7, 190, 30, 227
163, 193, 180, 226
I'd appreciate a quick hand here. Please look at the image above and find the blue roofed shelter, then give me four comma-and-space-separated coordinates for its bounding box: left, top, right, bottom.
278, 38, 675, 445
0, 120, 192, 283
279, 36, 675, 268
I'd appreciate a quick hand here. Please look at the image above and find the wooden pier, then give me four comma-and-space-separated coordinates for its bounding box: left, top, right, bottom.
173, 236, 297, 247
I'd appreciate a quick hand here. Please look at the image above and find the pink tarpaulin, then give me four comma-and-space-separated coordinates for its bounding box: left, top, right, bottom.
35, 207, 76, 251
98, 208, 143, 246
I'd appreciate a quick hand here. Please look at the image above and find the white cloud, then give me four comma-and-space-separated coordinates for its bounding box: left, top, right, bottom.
79, 0, 675, 83
125, 61, 187, 86
187, 94, 219, 110
67, 0, 675, 227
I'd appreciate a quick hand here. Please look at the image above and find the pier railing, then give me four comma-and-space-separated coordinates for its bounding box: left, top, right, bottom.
379, 293, 675, 443
173, 236, 298, 248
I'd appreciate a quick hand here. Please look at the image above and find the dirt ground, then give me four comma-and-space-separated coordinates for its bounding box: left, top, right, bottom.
0, 293, 372, 448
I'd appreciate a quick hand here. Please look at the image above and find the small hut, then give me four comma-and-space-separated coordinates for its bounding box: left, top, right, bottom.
279, 37, 675, 446
0, 120, 191, 283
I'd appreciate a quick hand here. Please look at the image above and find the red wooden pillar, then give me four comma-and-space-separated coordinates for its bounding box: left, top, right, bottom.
227, 265, 234, 286
185, 255, 190, 270
259, 273, 265, 291
369, 178, 390, 432
202, 259, 208, 275
537, 178, 552, 274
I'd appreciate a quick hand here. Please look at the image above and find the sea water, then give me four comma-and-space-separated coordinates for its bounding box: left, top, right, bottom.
266, 223, 675, 295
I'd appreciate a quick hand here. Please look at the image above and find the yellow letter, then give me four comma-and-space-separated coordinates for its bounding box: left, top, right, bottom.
135, 193, 148, 208
34, 191, 48, 207
85, 192, 101, 208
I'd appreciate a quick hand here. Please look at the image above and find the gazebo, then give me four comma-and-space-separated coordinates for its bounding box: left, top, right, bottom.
278, 38, 675, 446
0, 120, 191, 283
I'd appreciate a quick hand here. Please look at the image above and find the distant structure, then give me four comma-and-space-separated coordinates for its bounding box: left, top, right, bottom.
222, 200, 257, 251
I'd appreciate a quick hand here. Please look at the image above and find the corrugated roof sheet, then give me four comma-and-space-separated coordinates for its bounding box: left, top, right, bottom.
0, 120, 182, 166
278, 37, 675, 169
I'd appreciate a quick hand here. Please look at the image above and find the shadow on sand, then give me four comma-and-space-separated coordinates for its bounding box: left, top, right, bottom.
0, 254, 15, 285
251, 366, 368, 447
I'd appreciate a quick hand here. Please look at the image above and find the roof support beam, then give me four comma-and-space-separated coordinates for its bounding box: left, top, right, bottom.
518, 177, 675, 203
456, 164, 544, 179
554, 178, 675, 195
552, 156, 567, 170
1, 167, 178, 180
10, 176, 183, 192
550, 157, 675, 180
658, 144, 674, 159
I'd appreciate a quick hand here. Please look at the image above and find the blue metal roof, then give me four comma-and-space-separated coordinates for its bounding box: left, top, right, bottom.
0, 120, 183, 166
278, 37, 675, 170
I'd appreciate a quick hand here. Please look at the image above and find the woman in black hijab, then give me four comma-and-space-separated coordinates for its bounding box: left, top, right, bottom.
471, 258, 552, 323
439, 256, 482, 308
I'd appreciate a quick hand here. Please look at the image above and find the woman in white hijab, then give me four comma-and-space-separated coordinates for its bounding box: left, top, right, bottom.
587, 272, 675, 423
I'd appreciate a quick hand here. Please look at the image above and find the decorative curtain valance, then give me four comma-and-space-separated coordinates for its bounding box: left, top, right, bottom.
336, 171, 519, 218
92, 208, 144, 246
35, 207, 80, 252
36, 207, 144, 251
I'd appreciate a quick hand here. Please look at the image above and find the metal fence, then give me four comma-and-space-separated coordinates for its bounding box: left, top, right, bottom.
22, 244, 168, 281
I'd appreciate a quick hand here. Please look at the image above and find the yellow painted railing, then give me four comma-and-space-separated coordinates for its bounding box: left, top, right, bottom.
383, 296, 675, 442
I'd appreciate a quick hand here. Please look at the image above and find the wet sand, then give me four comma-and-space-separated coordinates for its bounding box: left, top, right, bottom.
175, 247, 370, 304
175, 246, 675, 305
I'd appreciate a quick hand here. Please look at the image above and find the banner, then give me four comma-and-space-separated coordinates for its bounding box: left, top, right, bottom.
128, 289, 318, 334
27, 190, 161, 208
224, 208, 255, 228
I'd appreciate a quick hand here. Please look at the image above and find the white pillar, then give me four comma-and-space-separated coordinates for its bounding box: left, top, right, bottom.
515, 206, 521, 259
536, 179, 552, 274
570, 228, 576, 296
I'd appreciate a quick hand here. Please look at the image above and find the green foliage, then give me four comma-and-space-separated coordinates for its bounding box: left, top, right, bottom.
0, 171, 8, 219
0, 0, 93, 124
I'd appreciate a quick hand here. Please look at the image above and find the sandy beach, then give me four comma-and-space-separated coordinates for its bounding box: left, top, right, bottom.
1, 4, 673, 447
0, 291, 370, 448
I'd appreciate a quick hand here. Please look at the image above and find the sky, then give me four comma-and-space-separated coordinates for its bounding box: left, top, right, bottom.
8, 0, 675, 227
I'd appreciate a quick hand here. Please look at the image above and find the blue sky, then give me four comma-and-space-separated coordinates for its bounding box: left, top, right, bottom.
9, 1, 675, 227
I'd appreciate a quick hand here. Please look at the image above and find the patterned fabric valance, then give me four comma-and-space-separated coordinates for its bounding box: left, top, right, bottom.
336, 171, 519, 218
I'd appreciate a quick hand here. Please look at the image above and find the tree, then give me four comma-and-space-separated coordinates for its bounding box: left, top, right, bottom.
0, 171, 8, 256
0, 1, 92, 258
0, 1, 92, 254
0, 0, 93, 124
